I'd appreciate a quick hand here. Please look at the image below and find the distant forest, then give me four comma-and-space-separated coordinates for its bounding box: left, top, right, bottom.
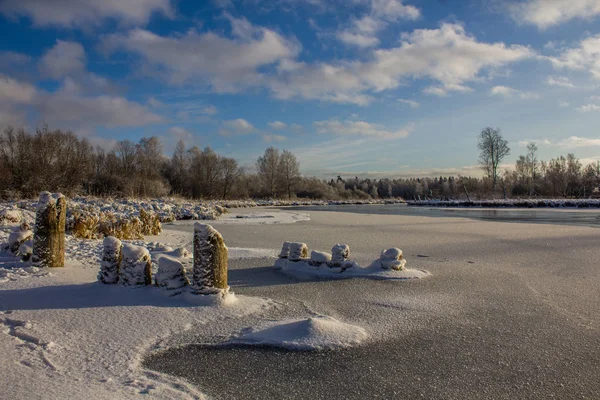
0, 126, 599, 200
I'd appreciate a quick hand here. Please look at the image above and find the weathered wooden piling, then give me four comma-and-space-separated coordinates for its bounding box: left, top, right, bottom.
330, 244, 350, 267
119, 244, 152, 286
193, 223, 228, 294
288, 242, 308, 261
156, 256, 189, 290
98, 236, 122, 284
32, 192, 66, 268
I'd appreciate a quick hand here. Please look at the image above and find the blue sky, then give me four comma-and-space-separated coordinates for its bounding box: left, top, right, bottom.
1, 0, 600, 178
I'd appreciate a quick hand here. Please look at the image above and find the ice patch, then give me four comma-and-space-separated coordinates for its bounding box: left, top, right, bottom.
223, 316, 369, 350
210, 211, 310, 225
227, 247, 278, 259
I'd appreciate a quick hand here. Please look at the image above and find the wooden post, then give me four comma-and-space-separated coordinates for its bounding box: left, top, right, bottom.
330, 244, 350, 267
119, 244, 152, 286
288, 242, 308, 262
193, 223, 228, 294
98, 236, 122, 284
32, 192, 66, 268
156, 256, 189, 290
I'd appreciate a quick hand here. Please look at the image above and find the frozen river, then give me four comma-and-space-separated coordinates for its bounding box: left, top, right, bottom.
286, 204, 600, 228
145, 208, 600, 399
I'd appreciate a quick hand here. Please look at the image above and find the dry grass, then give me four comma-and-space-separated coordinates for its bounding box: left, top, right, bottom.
70, 209, 162, 240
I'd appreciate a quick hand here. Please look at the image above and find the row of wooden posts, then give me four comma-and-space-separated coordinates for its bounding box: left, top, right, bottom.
31, 192, 228, 293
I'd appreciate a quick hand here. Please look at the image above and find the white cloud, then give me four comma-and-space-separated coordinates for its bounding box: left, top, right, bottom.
0, 74, 37, 104
509, 0, 600, 29
38, 90, 165, 128
262, 133, 286, 142
220, 118, 255, 136
147, 97, 163, 108
490, 85, 539, 99
166, 126, 196, 147
423, 86, 448, 97
313, 119, 413, 139
272, 23, 533, 104
371, 0, 420, 21
336, 30, 380, 48
520, 136, 600, 147
39, 40, 85, 79
559, 101, 570, 107
546, 75, 574, 88
549, 35, 600, 79
577, 103, 600, 111
398, 98, 420, 108
0, 0, 172, 28
336, 1, 419, 48
268, 120, 287, 129
102, 16, 299, 92
201, 105, 218, 115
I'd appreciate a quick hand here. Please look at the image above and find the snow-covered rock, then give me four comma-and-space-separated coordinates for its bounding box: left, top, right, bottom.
155, 256, 189, 290
119, 244, 152, 286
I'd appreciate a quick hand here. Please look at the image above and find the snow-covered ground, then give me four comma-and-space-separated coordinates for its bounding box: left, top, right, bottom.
0, 204, 426, 399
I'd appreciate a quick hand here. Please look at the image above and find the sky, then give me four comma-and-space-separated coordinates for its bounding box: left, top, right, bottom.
1, 0, 600, 178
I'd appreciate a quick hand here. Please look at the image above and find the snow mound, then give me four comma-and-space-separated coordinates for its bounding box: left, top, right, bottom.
224, 316, 369, 350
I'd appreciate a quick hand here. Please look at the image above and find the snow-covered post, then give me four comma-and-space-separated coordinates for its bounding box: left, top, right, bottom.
309, 250, 331, 266
8, 225, 33, 255
288, 242, 308, 262
98, 236, 122, 284
193, 223, 228, 294
119, 244, 152, 286
377, 248, 406, 270
330, 244, 350, 267
156, 256, 189, 290
32, 192, 66, 268
278, 241, 291, 259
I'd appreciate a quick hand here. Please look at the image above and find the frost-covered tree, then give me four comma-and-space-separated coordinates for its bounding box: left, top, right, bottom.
478, 127, 510, 191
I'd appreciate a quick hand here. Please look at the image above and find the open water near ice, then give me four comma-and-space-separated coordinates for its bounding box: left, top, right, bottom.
285, 204, 600, 228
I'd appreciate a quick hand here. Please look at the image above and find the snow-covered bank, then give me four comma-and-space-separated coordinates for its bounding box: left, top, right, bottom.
407, 198, 600, 208
0, 259, 275, 399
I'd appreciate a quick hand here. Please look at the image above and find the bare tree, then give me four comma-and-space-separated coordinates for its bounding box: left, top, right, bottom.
526, 141, 538, 195
256, 147, 280, 197
278, 150, 300, 199
478, 127, 510, 191
219, 157, 242, 199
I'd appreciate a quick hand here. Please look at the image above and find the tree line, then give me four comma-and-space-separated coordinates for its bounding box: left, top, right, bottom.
477, 127, 600, 199
0, 125, 598, 200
